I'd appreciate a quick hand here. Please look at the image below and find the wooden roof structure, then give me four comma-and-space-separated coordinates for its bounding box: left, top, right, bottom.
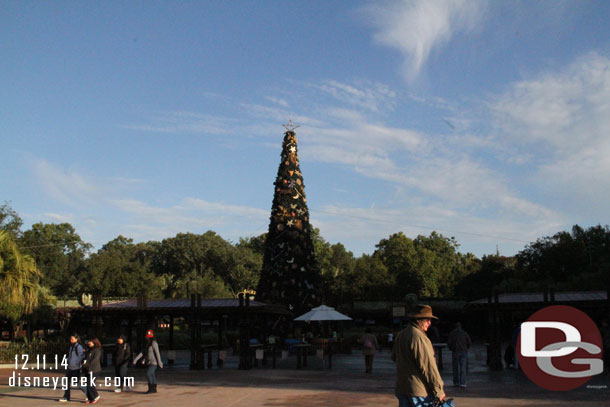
65, 297, 289, 317
469, 290, 608, 310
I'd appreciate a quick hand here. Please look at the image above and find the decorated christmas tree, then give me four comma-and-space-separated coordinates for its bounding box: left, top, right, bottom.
256, 122, 321, 315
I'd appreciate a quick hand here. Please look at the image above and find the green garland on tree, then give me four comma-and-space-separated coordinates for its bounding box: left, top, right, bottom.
256, 129, 321, 315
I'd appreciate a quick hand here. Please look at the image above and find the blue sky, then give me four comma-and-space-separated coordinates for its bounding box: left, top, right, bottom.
2, 1, 609, 258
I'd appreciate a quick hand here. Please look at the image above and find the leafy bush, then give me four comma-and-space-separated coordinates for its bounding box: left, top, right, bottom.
0, 338, 67, 363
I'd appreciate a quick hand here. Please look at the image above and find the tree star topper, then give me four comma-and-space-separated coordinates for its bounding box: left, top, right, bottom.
282, 119, 300, 132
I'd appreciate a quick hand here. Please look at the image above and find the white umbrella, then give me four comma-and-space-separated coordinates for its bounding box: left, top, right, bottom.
294, 304, 352, 321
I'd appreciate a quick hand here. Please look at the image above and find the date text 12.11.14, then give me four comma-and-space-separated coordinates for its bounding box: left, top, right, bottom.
14, 354, 68, 370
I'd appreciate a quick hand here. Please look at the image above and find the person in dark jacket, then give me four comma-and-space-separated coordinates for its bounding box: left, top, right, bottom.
447, 322, 472, 388
59, 333, 86, 403
82, 337, 102, 404
133, 329, 163, 394
113, 335, 132, 392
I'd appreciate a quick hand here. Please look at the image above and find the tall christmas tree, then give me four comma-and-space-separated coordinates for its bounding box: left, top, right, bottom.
256, 122, 321, 315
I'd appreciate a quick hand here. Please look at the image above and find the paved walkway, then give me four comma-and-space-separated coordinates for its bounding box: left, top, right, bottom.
1, 346, 608, 406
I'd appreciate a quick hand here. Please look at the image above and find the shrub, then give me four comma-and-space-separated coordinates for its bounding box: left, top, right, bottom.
0, 338, 67, 364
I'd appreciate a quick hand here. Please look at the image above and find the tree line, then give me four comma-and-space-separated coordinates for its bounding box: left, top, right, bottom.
2, 202, 609, 328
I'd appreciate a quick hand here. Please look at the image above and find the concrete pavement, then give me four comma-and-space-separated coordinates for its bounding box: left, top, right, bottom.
1, 346, 608, 406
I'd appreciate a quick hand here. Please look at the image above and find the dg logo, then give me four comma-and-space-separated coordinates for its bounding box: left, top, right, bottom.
518, 305, 604, 391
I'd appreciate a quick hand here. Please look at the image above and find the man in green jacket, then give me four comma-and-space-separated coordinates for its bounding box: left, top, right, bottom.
392, 305, 446, 407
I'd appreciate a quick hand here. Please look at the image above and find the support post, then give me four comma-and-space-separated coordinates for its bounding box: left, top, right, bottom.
217, 317, 224, 367
487, 291, 503, 371
190, 294, 203, 370
169, 315, 174, 349
127, 318, 133, 344
168, 315, 175, 365
238, 293, 251, 370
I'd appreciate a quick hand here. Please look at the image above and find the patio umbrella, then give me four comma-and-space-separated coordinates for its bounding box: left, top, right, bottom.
294, 304, 352, 321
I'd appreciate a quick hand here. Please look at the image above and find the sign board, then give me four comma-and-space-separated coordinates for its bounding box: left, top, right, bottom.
392, 306, 406, 317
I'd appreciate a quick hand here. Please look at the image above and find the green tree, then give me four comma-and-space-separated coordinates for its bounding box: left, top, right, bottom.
0, 231, 45, 336
311, 228, 333, 302
374, 232, 419, 297
413, 232, 465, 297
0, 202, 23, 239
228, 245, 262, 293
374, 231, 469, 298
20, 223, 91, 298
335, 254, 391, 301
151, 231, 260, 298
516, 224, 610, 291
237, 233, 267, 256
454, 254, 515, 300
85, 236, 159, 297
173, 269, 233, 298
317, 240, 355, 305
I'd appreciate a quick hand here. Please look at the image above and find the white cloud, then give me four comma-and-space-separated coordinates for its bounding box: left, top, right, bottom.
180, 197, 268, 219
312, 203, 556, 256
31, 159, 270, 249
284, 104, 549, 220
233, 79, 554, 222
295, 112, 426, 186
43, 212, 75, 223
240, 103, 327, 129
364, 0, 485, 80
492, 52, 610, 210
265, 96, 289, 107
110, 199, 212, 228
108, 198, 269, 245
408, 156, 554, 218
32, 160, 107, 206
314, 79, 397, 112
123, 111, 237, 135
492, 53, 610, 151
109, 73, 581, 254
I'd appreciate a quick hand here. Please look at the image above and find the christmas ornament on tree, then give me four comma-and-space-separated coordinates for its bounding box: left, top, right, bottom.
256, 121, 321, 315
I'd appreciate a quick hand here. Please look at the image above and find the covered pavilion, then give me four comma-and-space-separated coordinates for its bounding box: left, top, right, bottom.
468, 290, 610, 370
60, 294, 289, 370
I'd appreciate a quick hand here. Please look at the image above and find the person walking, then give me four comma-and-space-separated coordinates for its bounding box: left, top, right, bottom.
133, 329, 163, 394
392, 304, 446, 407
360, 327, 379, 373
447, 322, 471, 388
81, 337, 102, 404
511, 324, 521, 370
113, 335, 132, 392
59, 333, 86, 403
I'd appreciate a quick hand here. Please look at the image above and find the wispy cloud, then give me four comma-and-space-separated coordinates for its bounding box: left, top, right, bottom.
491, 52, 610, 213
228, 79, 556, 222
123, 111, 238, 135
109, 198, 269, 243
43, 212, 75, 223
110, 199, 213, 228
363, 0, 485, 81
110, 71, 583, 254
32, 160, 108, 206
313, 79, 397, 112
311, 203, 556, 256
265, 96, 289, 108
30, 159, 270, 249
240, 103, 326, 128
